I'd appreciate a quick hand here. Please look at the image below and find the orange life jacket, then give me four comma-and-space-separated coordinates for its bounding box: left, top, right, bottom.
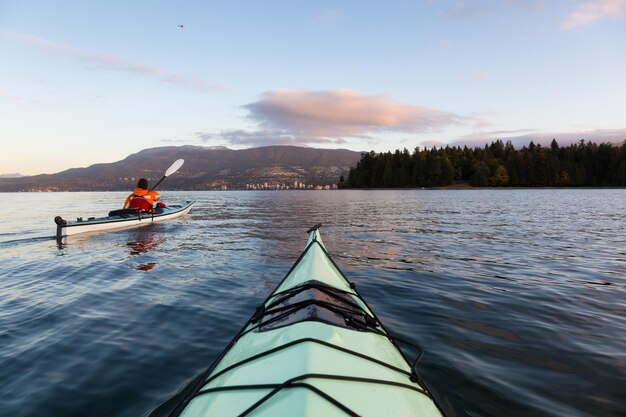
123, 188, 160, 210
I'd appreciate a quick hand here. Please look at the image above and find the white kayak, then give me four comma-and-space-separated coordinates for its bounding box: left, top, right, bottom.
54, 201, 194, 240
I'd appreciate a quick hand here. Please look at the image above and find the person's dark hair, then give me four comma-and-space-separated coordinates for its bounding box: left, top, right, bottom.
137, 178, 149, 190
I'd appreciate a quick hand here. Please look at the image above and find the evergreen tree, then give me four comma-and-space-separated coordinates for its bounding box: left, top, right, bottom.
343, 139, 626, 189
490, 165, 509, 186
441, 156, 454, 185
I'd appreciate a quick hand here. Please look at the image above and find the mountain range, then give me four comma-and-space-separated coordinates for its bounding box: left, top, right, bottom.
0, 146, 362, 192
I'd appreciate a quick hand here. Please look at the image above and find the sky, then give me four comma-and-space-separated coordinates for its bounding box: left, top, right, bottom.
1, 0, 625, 175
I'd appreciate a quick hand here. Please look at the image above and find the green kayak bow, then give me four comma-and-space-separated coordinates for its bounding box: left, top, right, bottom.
170, 225, 446, 417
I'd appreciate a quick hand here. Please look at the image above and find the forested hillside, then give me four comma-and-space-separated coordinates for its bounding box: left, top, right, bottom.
342, 140, 626, 188
0, 145, 360, 191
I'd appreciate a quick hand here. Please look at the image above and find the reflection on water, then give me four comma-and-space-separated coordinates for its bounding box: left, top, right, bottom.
127, 236, 166, 256
127, 227, 167, 253
128, 240, 155, 255
0, 190, 625, 417
136, 262, 158, 272
126, 228, 167, 271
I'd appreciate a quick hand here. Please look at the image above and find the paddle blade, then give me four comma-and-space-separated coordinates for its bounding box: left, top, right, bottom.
165, 159, 184, 177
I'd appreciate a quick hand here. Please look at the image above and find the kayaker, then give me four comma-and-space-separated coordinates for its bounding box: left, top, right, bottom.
123, 178, 160, 212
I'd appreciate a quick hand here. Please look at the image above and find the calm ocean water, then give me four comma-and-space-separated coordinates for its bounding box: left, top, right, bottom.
0, 190, 625, 417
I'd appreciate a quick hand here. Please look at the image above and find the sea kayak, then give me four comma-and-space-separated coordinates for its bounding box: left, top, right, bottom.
169, 224, 446, 417
54, 201, 194, 240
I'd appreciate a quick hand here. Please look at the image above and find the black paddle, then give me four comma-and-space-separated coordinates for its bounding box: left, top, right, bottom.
150, 159, 184, 190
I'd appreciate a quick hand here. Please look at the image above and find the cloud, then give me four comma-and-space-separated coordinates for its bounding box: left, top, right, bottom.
243, 89, 466, 138
437, 1, 626, 29
562, 0, 626, 28
451, 128, 626, 147
417, 138, 450, 148
6, 32, 224, 92
172, 127, 626, 150
184, 89, 470, 148
193, 129, 350, 147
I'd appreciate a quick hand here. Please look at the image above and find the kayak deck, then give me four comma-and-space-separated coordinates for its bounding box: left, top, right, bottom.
55, 201, 194, 240
171, 226, 445, 417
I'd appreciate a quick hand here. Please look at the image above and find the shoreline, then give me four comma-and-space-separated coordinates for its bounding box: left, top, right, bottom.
3, 186, 626, 193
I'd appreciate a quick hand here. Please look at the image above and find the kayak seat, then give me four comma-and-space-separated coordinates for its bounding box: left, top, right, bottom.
108, 208, 141, 217
128, 197, 153, 212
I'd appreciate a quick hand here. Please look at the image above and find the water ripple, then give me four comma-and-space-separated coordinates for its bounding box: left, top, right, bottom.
0, 190, 625, 417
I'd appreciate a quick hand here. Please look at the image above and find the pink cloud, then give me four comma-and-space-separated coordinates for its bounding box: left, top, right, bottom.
451, 128, 626, 147
562, 0, 626, 28
244, 89, 466, 137
6, 32, 224, 92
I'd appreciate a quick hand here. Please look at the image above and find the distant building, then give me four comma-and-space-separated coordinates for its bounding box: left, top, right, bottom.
243, 180, 338, 191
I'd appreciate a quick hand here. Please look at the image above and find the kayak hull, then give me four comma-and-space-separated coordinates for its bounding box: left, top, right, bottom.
55, 201, 194, 240
170, 226, 445, 417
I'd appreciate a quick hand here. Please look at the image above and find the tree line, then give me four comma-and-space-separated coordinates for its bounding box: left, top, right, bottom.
340, 139, 626, 188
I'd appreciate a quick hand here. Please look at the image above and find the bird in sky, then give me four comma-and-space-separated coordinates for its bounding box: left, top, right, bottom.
178, 24, 184, 28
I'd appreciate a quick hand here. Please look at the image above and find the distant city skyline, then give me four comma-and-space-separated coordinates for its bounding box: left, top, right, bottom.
2, 1, 625, 175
